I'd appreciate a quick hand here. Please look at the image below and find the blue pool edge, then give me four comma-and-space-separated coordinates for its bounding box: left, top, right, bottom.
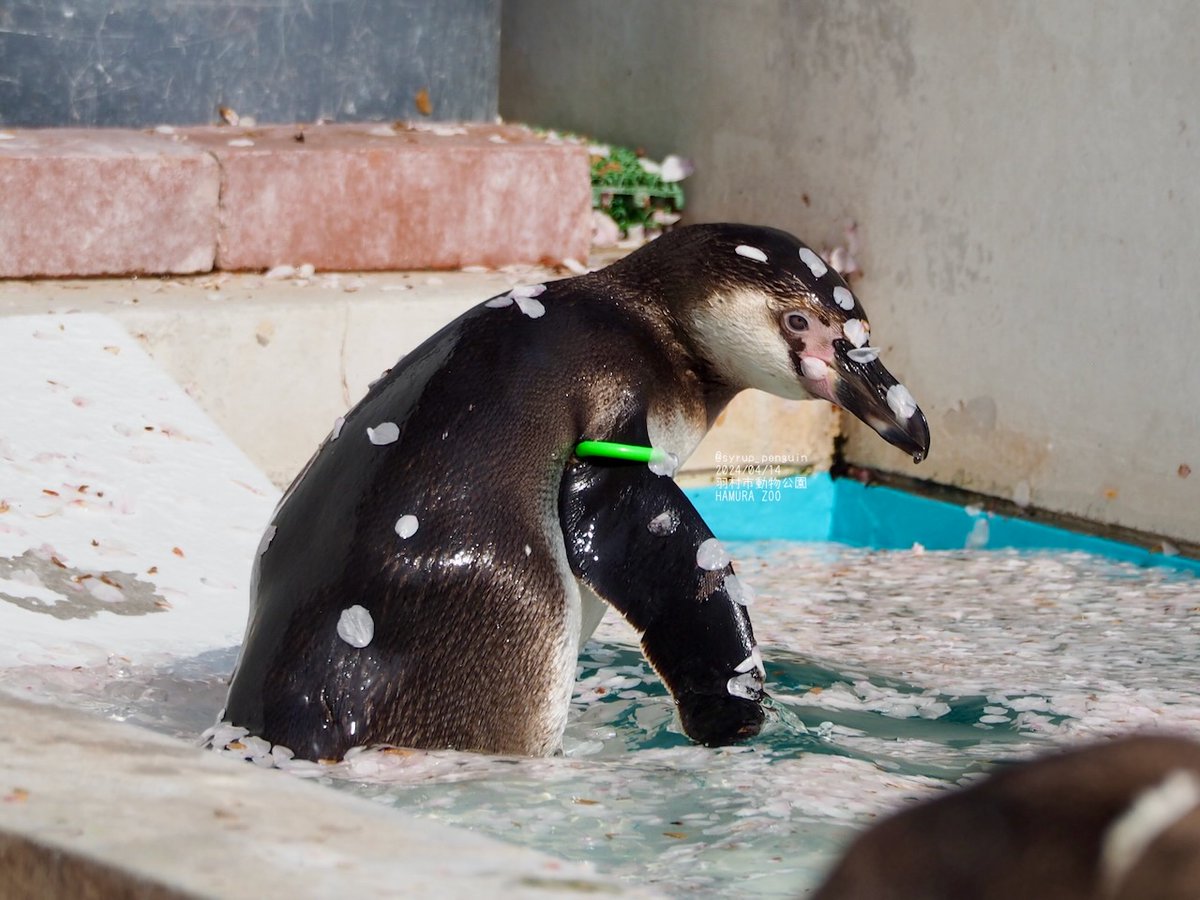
685, 473, 1200, 576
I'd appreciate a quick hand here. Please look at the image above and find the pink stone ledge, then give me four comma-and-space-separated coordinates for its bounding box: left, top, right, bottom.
0, 123, 592, 278
0, 129, 219, 278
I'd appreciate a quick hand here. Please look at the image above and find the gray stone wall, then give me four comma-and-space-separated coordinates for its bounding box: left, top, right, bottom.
0, 0, 499, 127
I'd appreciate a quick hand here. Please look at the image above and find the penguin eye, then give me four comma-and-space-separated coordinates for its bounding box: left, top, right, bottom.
782, 312, 809, 335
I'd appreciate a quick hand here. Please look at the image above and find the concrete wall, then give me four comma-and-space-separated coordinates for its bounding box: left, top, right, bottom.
500, 0, 1200, 545
0, 0, 499, 127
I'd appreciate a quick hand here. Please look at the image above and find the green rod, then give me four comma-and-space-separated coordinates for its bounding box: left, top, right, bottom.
575, 440, 656, 463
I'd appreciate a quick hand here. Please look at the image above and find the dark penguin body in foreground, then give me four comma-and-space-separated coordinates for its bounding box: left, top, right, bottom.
812, 735, 1200, 900
223, 223, 930, 761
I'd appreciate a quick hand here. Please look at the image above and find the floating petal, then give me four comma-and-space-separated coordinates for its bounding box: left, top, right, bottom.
847, 347, 881, 364
660, 155, 694, 182
886, 383, 918, 420
336, 605, 374, 648
648, 449, 679, 478
648, 510, 679, 535
798, 248, 828, 278
734, 646, 765, 675
725, 573, 756, 606
696, 537, 730, 571
257, 525, 277, 558
843, 319, 869, 348
800, 357, 828, 380
367, 422, 400, 445
727, 671, 762, 701
515, 297, 545, 318
510, 283, 547, 299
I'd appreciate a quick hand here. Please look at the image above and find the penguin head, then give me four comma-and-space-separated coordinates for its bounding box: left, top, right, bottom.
655, 224, 931, 463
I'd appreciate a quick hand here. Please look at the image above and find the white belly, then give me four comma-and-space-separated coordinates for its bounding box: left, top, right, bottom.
577, 580, 608, 649
646, 402, 708, 467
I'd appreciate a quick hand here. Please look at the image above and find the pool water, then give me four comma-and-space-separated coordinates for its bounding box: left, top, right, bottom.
8, 540, 1198, 897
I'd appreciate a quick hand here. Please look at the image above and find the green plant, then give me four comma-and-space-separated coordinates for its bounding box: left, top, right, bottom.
591, 146, 686, 234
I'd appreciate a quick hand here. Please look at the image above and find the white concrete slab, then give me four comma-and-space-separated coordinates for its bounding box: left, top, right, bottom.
0, 313, 278, 669
0, 693, 647, 898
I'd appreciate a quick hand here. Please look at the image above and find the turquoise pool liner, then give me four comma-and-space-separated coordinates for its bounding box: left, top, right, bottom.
686, 473, 1199, 575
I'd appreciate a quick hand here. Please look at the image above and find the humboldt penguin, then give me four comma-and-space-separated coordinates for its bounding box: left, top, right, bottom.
221, 223, 930, 760
812, 735, 1200, 900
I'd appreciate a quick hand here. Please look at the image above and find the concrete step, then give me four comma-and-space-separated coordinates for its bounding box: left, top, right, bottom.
0, 270, 837, 488
0, 123, 591, 278
0, 693, 650, 899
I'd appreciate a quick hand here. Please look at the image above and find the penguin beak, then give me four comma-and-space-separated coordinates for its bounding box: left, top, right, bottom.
832, 351, 931, 463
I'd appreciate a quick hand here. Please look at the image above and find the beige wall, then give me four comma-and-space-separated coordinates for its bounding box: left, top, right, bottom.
501, 0, 1200, 544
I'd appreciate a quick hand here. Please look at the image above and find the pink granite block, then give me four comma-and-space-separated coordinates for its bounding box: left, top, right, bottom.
180, 123, 592, 271
0, 129, 219, 278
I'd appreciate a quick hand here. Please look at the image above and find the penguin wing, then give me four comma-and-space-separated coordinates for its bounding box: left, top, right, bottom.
558, 458, 765, 747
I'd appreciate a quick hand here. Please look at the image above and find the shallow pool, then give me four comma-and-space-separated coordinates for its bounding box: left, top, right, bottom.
8, 540, 1198, 897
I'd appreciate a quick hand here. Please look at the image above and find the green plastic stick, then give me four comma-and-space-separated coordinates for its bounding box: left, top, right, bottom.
575, 440, 656, 463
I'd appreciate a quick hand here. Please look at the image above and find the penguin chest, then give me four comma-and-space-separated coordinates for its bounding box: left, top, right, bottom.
646, 396, 709, 468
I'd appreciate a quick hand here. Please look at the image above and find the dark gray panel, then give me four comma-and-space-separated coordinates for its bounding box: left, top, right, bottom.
0, 0, 499, 127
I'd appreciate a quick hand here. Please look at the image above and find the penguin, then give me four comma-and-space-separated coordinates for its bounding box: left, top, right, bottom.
221, 223, 930, 761
810, 735, 1200, 900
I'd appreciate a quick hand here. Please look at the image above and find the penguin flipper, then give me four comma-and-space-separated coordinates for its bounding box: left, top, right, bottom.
559, 460, 765, 747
